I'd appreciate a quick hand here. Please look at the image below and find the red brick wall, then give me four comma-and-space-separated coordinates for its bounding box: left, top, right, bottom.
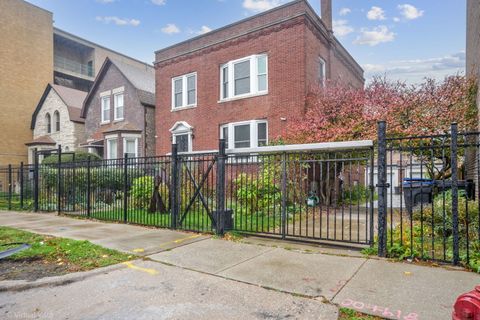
155, 3, 364, 155
156, 21, 308, 155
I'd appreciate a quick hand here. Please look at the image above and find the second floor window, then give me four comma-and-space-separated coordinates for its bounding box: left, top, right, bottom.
114, 93, 124, 121
54, 111, 60, 132
101, 96, 111, 123
172, 73, 197, 109
221, 54, 268, 100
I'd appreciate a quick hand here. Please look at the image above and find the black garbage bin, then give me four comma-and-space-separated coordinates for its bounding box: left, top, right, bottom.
403, 178, 434, 213
434, 179, 476, 200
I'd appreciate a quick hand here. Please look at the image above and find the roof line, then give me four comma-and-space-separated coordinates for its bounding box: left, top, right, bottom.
54, 27, 153, 67
24, 0, 53, 15
154, 0, 306, 55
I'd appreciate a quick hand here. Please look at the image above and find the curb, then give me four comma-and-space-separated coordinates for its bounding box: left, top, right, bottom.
0, 261, 130, 292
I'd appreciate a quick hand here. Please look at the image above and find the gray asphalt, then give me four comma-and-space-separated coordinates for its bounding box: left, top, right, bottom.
0, 259, 338, 320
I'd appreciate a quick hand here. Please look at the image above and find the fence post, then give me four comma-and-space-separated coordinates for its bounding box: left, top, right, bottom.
8, 164, 12, 210
450, 122, 459, 265
57, 145, 62, 214
369, 147, 375, 245
123, 153, 128, 223
34, 148, 39, 212
86, 156, 91, 218
281, 152, 287, 240
215, 139, 227, 235
377, 121, 388, 257
170, 144, 179, 229
72, 152, 76, 212
20, 162, 24, 209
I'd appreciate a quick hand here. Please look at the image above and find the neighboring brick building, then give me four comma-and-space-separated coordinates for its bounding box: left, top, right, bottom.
81, 58, 155, 159
26, 84, 87, 164
154, 0, 364, 154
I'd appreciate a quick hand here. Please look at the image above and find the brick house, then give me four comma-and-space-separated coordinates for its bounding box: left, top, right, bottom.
81, 58, 155, 159
154, 0, 364, 154
26, 84, 87, 164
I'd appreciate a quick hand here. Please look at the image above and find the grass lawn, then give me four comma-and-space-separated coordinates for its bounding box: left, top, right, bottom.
339, 308, 384, 320
0, 226, 134, 281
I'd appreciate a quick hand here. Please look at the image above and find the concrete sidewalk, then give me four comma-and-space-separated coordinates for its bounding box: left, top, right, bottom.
1, 211, 479, 320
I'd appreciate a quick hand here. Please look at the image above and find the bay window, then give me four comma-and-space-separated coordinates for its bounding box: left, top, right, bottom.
172, 73, 197, 109
106, 138, 117, 160
220, 54, 268, 100
220, 120, 268, 150
123, 137, 138, 158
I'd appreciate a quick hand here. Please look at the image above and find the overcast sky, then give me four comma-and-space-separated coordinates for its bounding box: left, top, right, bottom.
27, 0, 466, 84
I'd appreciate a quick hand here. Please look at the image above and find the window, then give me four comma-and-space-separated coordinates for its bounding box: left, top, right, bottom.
171, 73, 197, 109
220, 120, 268, 150
123, 137, 138, 158
106, 138, 117, 160
101, 96, 111, 123
220, 54, 268, 100
175, 134, 190, 153
54, 111, 60, 132
46, 113, 51, 134
114, 93, 124, 121
319, 57, 326, 87
170, 121, 193, 153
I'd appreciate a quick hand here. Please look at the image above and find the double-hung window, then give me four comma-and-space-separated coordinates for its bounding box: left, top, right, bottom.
101, 96, 111, 123
172, 73, 197, 109
123, 137, 138, 158
220, 54, 268, 101
106, 138, 117, 160
114, 93, 124, 121
220, 120, 268, 150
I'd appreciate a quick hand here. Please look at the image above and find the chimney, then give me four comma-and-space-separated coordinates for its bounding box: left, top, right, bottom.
321, 0, 332, 32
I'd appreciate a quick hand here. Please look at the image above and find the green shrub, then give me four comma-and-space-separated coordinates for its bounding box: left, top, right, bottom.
413, 190, 479, 240
42, 151, 101, 165
130, 176, 154, 209
233, 161, 281, 214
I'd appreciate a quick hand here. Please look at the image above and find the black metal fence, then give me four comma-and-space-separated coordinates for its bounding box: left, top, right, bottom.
0, 140, 375, 246
1, 124, 478, 268
377, 122, 479, 267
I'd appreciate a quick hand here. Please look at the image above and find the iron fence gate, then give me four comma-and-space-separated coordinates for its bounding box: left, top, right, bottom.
225, 142, 375, 246
377, 122, 479, 267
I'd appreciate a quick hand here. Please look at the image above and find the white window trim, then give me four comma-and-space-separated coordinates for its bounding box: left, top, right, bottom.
220, 120, 268, 151
170, 121, 194, 153
106, 137, 117, 160
220, 54, 268, 102
101, 96, 111, 124
114, 92, 124, 121
123, 137, 139, 158
171, 72, 197, 111
319, 57, 326, 87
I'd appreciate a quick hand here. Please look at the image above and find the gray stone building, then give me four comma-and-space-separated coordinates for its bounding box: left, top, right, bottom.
26, 84, 87, 164
81, 58, 155, 159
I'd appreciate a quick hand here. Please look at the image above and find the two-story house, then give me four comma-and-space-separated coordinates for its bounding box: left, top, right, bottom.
81, 58, 156, 159
26, 84, 87, 164
154, 0, 364, 154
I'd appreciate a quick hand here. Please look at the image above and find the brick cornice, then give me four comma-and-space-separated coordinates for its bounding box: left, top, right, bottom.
155, 15, 306, 69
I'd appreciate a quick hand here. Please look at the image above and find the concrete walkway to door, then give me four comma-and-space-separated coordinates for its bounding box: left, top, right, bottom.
0, 210, 478, 320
